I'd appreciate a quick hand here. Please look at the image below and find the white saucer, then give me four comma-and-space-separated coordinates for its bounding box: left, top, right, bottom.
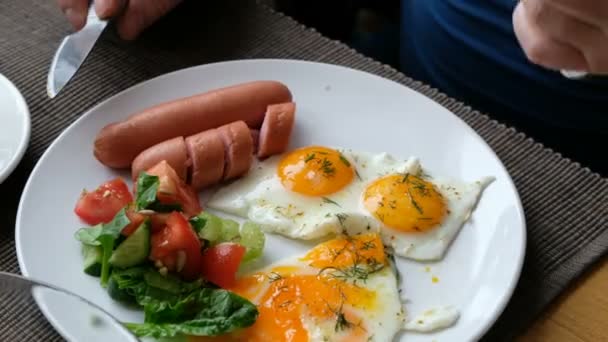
0, 73, 30, 184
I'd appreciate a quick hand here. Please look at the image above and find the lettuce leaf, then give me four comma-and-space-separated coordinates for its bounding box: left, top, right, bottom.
110, 267, 257, 338
125, 289, 257, 338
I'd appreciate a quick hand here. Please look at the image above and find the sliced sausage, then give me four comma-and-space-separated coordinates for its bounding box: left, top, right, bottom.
258, 102, 296, 158
250, 129, 260, 155
131, 137, 189, 181
185, 129, 225, 190
94, 81, 292, 168
216, 121, 254, 181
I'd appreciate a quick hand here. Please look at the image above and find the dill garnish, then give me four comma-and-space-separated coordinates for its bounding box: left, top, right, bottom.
417, 217, 433, 221
335, 213, 348, 227
305, 153, 316, 163
320, 158, 336, 177
322, 197, 341, 207
278, 300, 292, 309
355, 168, 362, 181
377, 213, 385, 222
361, 240, 376, 251
389, 200, 397, 209
407, 188, 424, 214
268, 272, 283, 283
401, 173, 410, 183
335, 308, 352, 332
315, 150, 329, 155
339, 154, 351, 167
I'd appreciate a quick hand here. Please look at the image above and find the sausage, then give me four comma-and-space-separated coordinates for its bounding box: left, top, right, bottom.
257, 102, 296, 158
131, 137, 189, 181
94, 81, 293, 168
216, 121, 254, 181
185, 129, 225, 190
250, 129, 260, 155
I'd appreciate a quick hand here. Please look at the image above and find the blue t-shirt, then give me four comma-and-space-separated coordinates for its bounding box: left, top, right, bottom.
399, 0, 607, 133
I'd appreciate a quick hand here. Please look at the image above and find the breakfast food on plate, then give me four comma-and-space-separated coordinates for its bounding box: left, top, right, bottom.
74, 82, 497, 340
94, 80, 293, 168
73, 161, 267, 339
210, 233, 406, 342
207, 145, 494, 261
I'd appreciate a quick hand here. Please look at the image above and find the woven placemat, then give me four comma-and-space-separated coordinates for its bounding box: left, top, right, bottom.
1, 1, 606, 341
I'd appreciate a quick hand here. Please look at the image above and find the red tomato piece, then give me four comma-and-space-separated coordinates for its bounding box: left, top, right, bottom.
74, 178, 133, 225
200, 243, 246, 288
121, 208, 146, 236
146, 161, 202, 218
150, 211, 202, 280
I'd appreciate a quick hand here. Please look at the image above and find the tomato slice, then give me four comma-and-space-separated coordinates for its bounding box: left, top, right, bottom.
200, 243, 246, 288
121, 207, 146, 236
74, 178, 133, 225
150, 211, 202, 280
146, 161, 202, 217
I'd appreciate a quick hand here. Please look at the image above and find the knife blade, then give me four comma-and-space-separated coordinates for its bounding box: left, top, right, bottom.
47, 4, 108, 98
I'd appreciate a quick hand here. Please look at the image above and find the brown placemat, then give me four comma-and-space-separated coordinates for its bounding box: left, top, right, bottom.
1, 1, 606, 341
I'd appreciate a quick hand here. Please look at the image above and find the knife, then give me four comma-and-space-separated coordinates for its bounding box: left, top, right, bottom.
47, 3, 108, 98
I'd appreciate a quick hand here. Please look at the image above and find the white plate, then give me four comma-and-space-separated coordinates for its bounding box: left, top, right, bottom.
0, 73, 30, 184
16, 60, 526, 341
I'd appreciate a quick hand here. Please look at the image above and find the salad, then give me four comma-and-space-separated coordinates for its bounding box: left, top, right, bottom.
73, 161, 265, 339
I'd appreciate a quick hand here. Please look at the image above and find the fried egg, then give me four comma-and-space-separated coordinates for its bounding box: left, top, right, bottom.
220, 234, 406, 342
207, 145, 493, 261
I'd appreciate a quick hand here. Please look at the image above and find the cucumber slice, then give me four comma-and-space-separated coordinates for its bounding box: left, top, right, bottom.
82, 244, 103, 276
196, 213, 222, 242
109, 221, 150, 269
240, 221, 265, 262
220, 219, 240, 242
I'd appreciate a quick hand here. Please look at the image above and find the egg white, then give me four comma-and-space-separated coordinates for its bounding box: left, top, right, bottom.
404, 306, 460, 332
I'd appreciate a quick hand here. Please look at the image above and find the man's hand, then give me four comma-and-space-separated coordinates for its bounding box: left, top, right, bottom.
513, 0, 608, 74
57, 0, 182, 40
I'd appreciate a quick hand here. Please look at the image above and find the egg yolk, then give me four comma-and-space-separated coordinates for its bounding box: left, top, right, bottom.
193, 234, 385, 342
363, 174, 447, 233
277, 146, 354, 196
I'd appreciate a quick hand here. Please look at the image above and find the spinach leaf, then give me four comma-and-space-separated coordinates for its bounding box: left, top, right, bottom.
98, 208, 131, 286
188, 216, 207, 234
135, 172, 183, 213
74, 224, 103, 246
125, 289, 258, 338
135, 172, 160, 211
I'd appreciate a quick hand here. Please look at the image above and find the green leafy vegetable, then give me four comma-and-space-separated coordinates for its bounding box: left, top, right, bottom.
97, 208, 131, 286
75, 209, 131, 286
125, 288, 258, 338
189, 215, 207, 234
75, 224, 103, 246
135, 172, 182, 213
110, 267, 257, 338
136, 172, 160, 211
